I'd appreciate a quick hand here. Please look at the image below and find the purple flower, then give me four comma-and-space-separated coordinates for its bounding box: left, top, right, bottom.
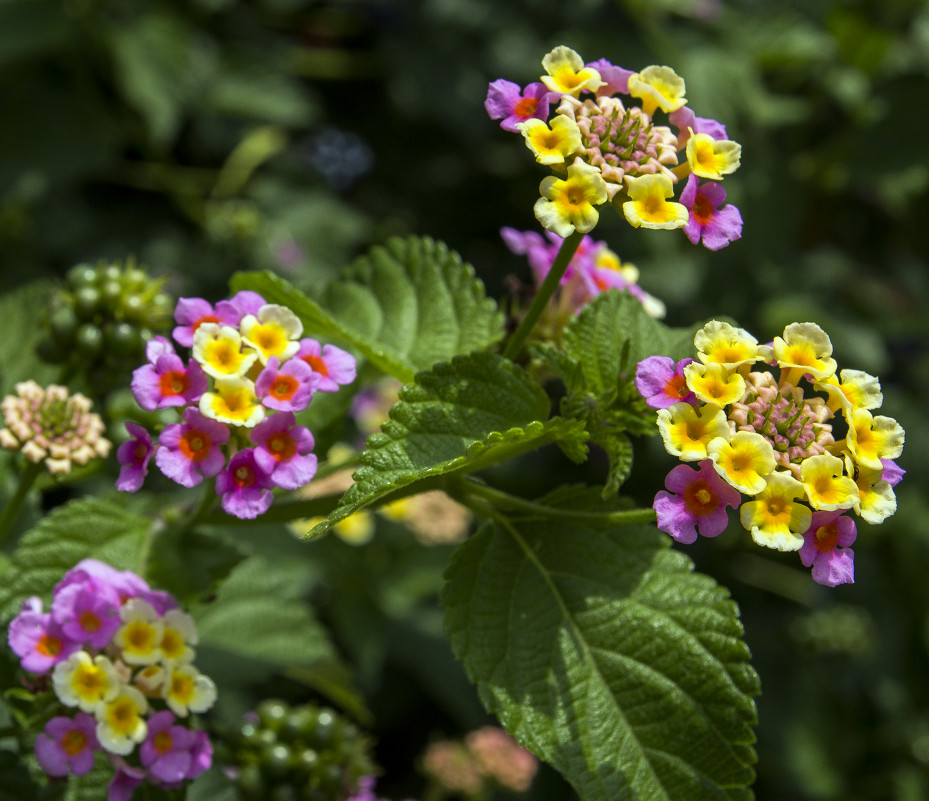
56, 560, 150, 606
680, 174, 743, 251
171, 297, 240, 348
216, 448, 274, 519
669, 106, 729, 150
35, 713, 99, 777
186, 729, 213, 781
7, 597, 78, 673
635, 356, 697, 409
294, 339, 357, 392
51, 574, 122, 649
225, 290, 267, 321
116, 423, 154, 492
140, 711, 196, 786
654, 460, 742, 544
251, 412, 317, 491
881, 458, 905, 487
255, 356, 319, 412
106, 756, 147, 801
130, 341, 207, 411
155, 408, 229, 488
586, 58, 634, 96
799, 511, 856, 587
484, 80, 555, 132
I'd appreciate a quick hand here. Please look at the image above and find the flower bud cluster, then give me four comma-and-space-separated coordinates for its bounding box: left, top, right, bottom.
636, 321, 906, 586
0, 381, 110, 475
117, 290, 356, 519
36, 260, 173, 395
229, 698, 375, 801
500, 226, 666, 331
486, 46, 743, 249
6, 559, 214, 800
421, 726, 538, 797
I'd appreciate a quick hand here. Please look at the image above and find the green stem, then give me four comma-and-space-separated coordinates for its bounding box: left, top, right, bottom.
201, 492, 344, 527
502, 229, 584, 361
0, 460, 43, 547
455, 478, 656, 526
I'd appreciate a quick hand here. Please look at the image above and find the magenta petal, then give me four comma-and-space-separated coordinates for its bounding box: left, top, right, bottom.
35, 733, 69, 777
654, 491, 699, 545
700, 204, 743, 251
635, 356, 675, 402
811, 548, 855, 587
484, 79, 521, 119
268, 452, 318, 491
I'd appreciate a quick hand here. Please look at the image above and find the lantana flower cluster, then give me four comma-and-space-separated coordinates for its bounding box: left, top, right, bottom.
0, 381, 110, 476
486, 46, 743, 249
6, 559, 214, 799
636, 321, 906, 586
501, 226, 666, 323
117, 290, 356, 519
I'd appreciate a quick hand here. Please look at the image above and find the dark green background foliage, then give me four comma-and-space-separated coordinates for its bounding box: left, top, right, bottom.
0, 0, 927, 799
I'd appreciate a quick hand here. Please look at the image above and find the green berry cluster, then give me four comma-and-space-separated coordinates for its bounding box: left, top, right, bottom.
36, 259, 173, 394
231, 699, 377, 801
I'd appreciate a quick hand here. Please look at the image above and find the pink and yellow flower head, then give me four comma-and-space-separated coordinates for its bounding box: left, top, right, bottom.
7, 560, 216, 794
640, 320, 905, 587
488, 47, 742, 247
121, 291, 356, 519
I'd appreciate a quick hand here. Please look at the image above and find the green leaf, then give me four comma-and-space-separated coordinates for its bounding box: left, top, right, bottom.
0, 497, 151, 620
0, 281, 60, 395
231, 236, 505, 382
562, 291, 701, 398
308, 352, 585, 537
443, 500, 759, 801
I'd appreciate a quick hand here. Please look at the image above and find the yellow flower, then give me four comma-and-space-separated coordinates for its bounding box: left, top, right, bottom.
534, 158, 609, 237
517, 116, 582, 165
772, 322, 837, 383
627, 65, 687, 115
708, 431, 776, 494
656, 402, 730, 461
540, 46, 603, 97
96, 686, 148, 756
621, 174, 688, 230
799, 453, 859, 511
240, 304, 303, 365
739, 471, 811, 552
850, 460, 897, 525
159, 609, 198, 665
193, 323, 258, 379
163, 664, 217, 718
52, 652, 120, 713
845, 408, 905, 472
684, 362, 746, 407
818, 369, 883, 414
199, 376, 265, 427
694, 320, 767, 370
114, 599, 163, 666
685, 132, 742, 180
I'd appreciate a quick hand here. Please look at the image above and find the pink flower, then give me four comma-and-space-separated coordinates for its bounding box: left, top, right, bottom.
586, 58, 633, 96
130, 338, 207, 412
654, 460, 742, 544
635, 356, 697, 409
171, 297, 240, 348
881, 458, 905, 487
155, 408, 229, 488
116, 423, 154, 492
35, 713, 99, 777
51, 573, 122, 649
294, 339, 357, 392
7, 597, 79, 673
56, 560, 151, 607
225, 290, 267, 321
140, 711, 197, 786
484, 80, 556, 132
799, 511, 856, 587
251, 412, 317, 491
186, 730, 213, 781
216, 448, 274, 519
669, 106, 729, 150
680, 174, 743, 251
106, 756, 147, 801
255, 356, 319, 412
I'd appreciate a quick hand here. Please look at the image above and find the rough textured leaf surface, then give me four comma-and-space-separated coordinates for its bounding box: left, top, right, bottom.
231, 236, 504, 381
308, 352, 585, 536
443, 502, 759, 801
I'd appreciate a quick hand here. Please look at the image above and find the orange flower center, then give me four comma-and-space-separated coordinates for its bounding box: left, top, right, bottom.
514, 97, 539, 119
271, 375, 299, 401
36, 634, 62, 657
154, 730, 174, 754
692, 194, 714, 225
815, 522, 840, 553
664, 374, 689, 400
302, 354, 329, 376
79, 611, 101, 633
179, 431, 211, 462
682, 480, 717, 516
266, 431, 296, 462
61, 730, 87, 757
234, 465, 255, 488
159, 371, 189, 397
192, 315, 219, 333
